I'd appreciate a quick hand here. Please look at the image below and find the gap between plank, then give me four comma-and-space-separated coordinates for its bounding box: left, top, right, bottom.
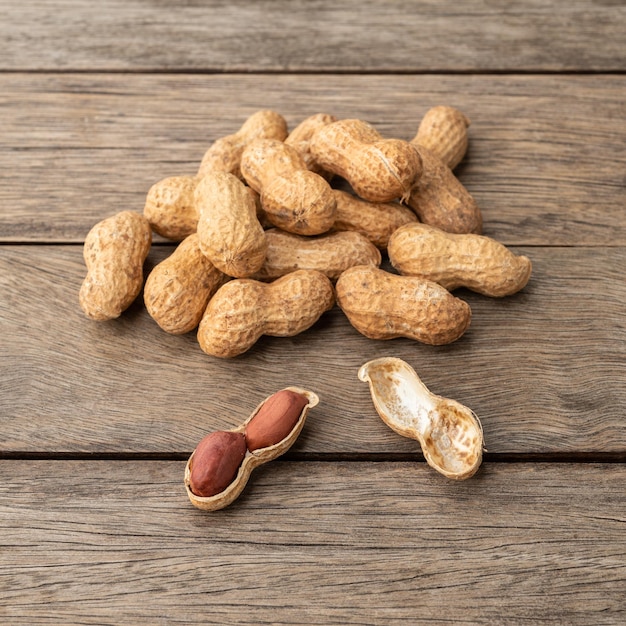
0, 451, 624, 462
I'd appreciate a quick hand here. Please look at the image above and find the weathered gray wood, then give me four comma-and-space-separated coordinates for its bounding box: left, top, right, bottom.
0, 460, 623, 625
2, 0, 625, 72
1, 73, 624, 246
1, 244, 624, 455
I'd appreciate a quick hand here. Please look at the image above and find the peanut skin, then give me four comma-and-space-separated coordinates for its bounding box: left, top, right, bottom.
194, 172, 268, 278
336, 265, 471, 345
250, 228, 381, 282
198, 110, 288, 179
245, 389, 309, 451
240, 138, 337, 236
407, 145, 482, 235
388, 223, 532, 297
309, 119, 423, 202
188, 431, 247, 498
79, 211, 152, 321
197, 269, 335, 358
411, 106, 470, 170
144, 233, 227, 334
331, 189, 418, 249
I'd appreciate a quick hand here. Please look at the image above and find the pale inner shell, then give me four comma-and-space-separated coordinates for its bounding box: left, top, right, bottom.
358, 357, 483, 479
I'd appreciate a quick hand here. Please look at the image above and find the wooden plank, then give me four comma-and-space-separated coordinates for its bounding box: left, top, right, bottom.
1, 244, 625, 456
0, 460, 623, 624
1, 73, 625, 246
1, 1, 625, 72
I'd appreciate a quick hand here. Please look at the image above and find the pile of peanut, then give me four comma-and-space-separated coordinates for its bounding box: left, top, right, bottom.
79, 107, 532, 356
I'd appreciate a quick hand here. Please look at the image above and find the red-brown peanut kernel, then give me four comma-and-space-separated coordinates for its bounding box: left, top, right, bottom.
245, 390, 309, 451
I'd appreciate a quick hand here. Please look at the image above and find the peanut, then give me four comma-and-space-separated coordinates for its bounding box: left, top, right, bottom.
388, 223, 532, 297
309, 119, 422, 202
336, 265, 471, 345
240, 138, 337, 236
143, 175, 198, 241
198, 110, 288, 179
411, 106, 470, 170
185, 387, 319, 511
250, 228, 381, 282
197, 269, 335, 358
144, 233, 227, 334
143, 174, 264, 242
245, 389, 309, 451
359, 357, 483, 480
407, 145, 482, 234
79, 211, 152, 321
285, 113, 337, 179
194, 172, 267, 278
331, 189, 418, 249
188, 430, 247, 498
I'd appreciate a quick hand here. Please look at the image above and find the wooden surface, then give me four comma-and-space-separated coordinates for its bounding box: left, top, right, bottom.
1, 462, 624, 625
1, 1, 625, 624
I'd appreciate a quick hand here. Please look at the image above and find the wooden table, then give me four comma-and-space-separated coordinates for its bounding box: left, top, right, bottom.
1, 2, 625, 624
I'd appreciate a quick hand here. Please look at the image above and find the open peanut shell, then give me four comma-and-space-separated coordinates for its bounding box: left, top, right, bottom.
358, 357, 484, 480
184, 387, 319, 511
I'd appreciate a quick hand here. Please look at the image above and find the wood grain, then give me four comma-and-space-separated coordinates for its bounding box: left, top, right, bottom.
1, 245, 625, 456
0, 460, 623, 625
2, 0, 625, 72
1, 73, 624, 246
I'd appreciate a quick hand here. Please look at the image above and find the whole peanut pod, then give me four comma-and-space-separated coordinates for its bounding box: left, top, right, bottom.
411, 106, 470, 170
331, 189, 417, 249
79, 211, 152, 321
144, 175, 265, 241
285, 113, 337, 179
144, 233, 228, 334
194, 172, 268, 278
309, 118, 423, 203
185, 387, 319, 511
336, 265, 471, 345
407, 145, 482, 235
388, 223, 532, 297
197, 269, 335, 358
407, 145, 483, 234
198, 110, 288, 179
251, 228, 381, 282
144, 175, 198, 241
240, 138, 337, 236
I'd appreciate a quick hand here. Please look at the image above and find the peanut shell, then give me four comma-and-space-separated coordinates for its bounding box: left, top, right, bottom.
336, 265, 471, 345
285, 113, 337, 179
144, 175, 198, 241
331, 189, 417, 249
309, 118, 422, 202
79, 211, 152, 321
407, 145, 482, 234
388, 223, 532, 297
250, 228, 381, 282
144, 233, 228, 334
198, 110, 288, 179
185, 387, 319, 511
359, 357, 483, 480
194, 172, 268, 278
197, 269, 335, 358
412, 106, 470, 170
241, 139, 337, 236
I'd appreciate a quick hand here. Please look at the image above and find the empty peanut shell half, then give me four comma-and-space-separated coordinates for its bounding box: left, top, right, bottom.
358, 357, 484, 480
184, 387, 319, 511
